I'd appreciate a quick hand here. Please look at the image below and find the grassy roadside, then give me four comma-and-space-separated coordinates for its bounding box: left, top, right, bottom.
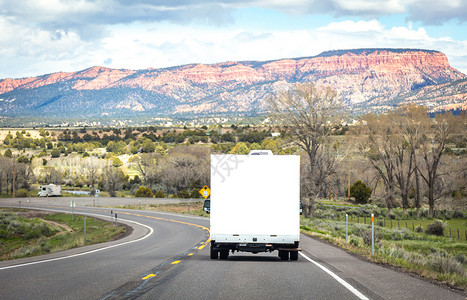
0, 208, 126, 261
300, 218, 466, 290
112, 201, 209, 217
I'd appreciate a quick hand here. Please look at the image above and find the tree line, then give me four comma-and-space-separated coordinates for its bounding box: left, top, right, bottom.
1, 83, 465, 217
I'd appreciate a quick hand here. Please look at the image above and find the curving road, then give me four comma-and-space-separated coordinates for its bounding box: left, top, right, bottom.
0, 198, 464, 299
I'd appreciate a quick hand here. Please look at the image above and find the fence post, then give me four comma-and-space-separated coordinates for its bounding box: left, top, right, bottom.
115, 213, 118, 230
458, 229, 460, 239
371, 213, 374, 256
450, 228, 452, 237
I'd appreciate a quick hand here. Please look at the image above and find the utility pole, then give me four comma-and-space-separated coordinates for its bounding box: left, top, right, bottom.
12, 156, 16, 198
347, 161, 350, 201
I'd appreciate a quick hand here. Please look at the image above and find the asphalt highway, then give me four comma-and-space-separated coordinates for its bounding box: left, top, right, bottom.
0, 198, 464, 299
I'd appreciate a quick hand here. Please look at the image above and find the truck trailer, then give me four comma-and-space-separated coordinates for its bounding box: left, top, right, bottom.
209, 152, 300, 260
38, 184, 62, 197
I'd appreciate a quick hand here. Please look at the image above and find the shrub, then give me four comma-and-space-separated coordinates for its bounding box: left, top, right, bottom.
134, 186, 153, 198
415, 225, 423, 233
16, 188, 29, 197
349, 180, 372, 204
359, 228, 381, 245
154, 190, 166, 198
0, 229, 9, 238
350, 238, 359, 247
454, 254, 465, 264
112, 157, 123, 167
51, 149, 60, 158
430, 253, 465, 276
178, 190, 190, 198
190, 188, 201, 198
426, 220, 446, 236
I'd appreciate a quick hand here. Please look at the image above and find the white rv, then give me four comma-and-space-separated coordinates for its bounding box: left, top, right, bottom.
38, 184, 62, 197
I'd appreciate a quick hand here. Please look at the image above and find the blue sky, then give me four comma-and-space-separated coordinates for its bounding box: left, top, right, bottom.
0, 0, 466, 79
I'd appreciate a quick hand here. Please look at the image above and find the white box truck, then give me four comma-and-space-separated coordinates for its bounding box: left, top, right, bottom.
210, 152, 300, 260
38, 184, 62, 197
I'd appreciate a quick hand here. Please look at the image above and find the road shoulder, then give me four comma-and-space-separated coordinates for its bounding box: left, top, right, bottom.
300, 233, 465, 299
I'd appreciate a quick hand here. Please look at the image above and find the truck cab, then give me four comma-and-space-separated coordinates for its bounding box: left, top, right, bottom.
203, 199, 210, 213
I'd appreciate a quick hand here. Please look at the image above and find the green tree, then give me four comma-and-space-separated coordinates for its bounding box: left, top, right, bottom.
134, 186, 154, 197
155, 145, 166, 156
349, 180, 372, 204
229, 142, 250, 154
142, 140, 155, 153
4, 149, 12, 158
154, 190, 166, 198
51, 149, 60, 158
112, 157, 123, 167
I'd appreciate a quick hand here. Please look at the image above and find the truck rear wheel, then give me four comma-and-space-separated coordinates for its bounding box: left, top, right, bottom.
210, 246, 219, 259
279, 250, 289, 261
219, 250, 229, 260
290, 251, 298, 261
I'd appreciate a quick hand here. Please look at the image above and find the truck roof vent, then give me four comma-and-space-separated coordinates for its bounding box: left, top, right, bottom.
248, 150, 273, 155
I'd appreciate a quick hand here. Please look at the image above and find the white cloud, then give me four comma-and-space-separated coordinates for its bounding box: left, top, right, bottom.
0, 1, 466, 78
317, 19, 384, 32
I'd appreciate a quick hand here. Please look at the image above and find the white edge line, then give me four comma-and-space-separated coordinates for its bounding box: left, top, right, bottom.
0, 214, 154, 271
299, 252, 369, 300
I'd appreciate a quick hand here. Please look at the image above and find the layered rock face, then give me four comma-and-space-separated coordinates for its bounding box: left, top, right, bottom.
0, 49, 465, 116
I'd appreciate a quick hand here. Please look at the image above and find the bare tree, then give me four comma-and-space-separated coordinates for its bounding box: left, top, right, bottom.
40, 167, 62, 184
103, 164, 124, 197
131, 153, 159, 185
269, 83, 342, 216
417, 112, 458, 216
82, 156, 104, 192
360, 113, 398, 212
400, 105, 430, 216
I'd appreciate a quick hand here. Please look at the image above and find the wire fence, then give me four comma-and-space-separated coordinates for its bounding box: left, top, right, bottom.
337, 214, 467, 241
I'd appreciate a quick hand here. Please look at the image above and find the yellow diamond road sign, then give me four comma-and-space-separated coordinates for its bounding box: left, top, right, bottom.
199, 185, 210, 199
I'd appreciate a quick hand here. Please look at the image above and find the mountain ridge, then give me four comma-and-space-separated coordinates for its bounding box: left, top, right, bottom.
0, 48, 465, 120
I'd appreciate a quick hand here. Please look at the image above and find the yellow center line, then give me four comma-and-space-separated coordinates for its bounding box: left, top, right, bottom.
188, 253, 193, 256
171, 260, 181, 265
142, 274, 156, 280
198, 245, 206, 250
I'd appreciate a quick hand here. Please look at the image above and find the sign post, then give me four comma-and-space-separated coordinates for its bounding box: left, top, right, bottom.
70, 200, 75, 220
84, 215, 87, 246
199, 185, 211, 199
